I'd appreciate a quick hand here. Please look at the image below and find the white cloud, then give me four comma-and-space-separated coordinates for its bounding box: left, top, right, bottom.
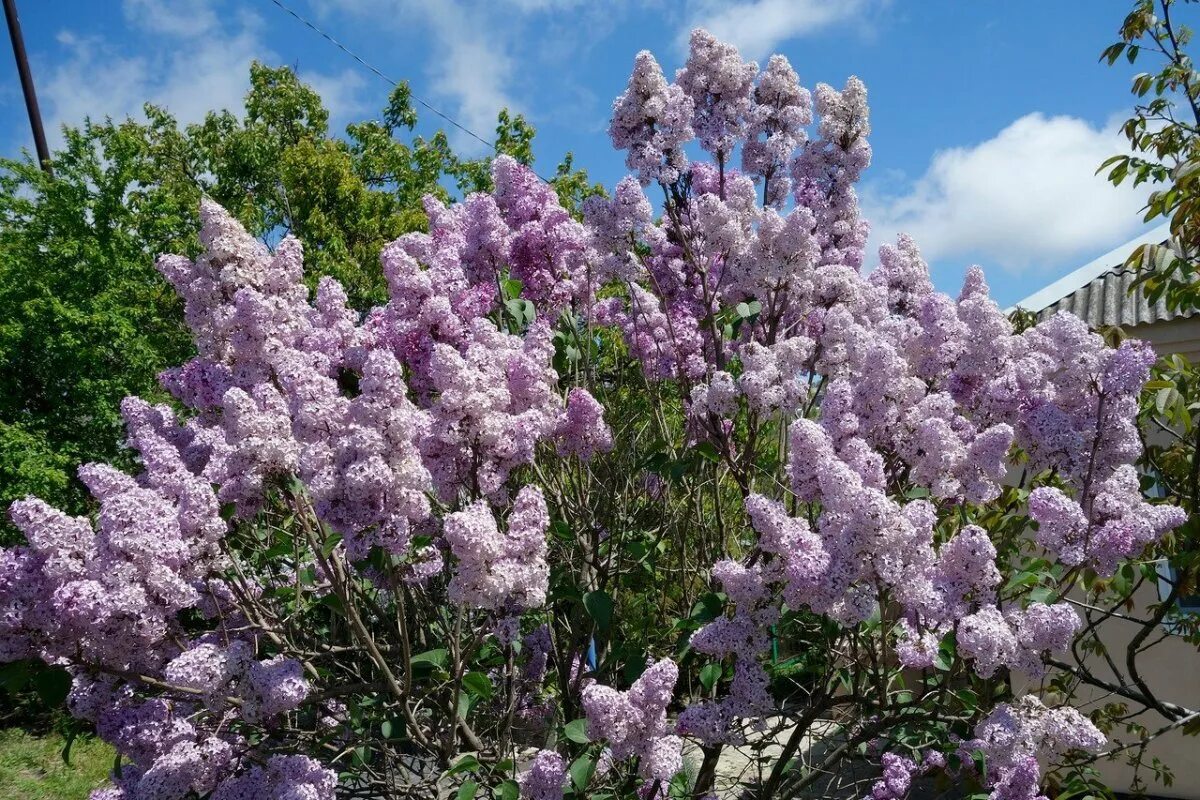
416, 1, 516, 143
861, 112, 1148, 274
313, 0, 643, 154
312, 0, 518, 153
682, 0, 868, 62
122, 0, 219, 37
38, 0, 366, 148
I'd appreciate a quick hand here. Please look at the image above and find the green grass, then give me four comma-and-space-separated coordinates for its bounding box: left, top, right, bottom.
0, 728, 113, 800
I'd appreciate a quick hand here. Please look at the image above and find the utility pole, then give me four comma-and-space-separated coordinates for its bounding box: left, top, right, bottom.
3, 0, 51, 175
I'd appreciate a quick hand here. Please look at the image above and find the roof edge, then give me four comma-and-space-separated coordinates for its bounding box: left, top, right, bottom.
1008, 222, 1171, 314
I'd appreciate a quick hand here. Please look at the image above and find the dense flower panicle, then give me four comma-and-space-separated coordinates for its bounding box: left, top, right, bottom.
162, 641, 308, 722
743, 494, 828, 609
424, 318, 563, 501
956, 602, 1081, 679
582, 659, 683, 780
791, 77, 872, 269
519, 750, 568, 800
742, 54, 811, 207
727, 205, 819, 300
243, 654, 310, 722
610, 51, 695, 185
216, 384, 298, 515
163, 641, 248, 704
676, 29, 758, 162
957, 605, 1019, 679
301, 349, 432, 560
930, 525, 1001, 620
583, 176, 655, 282
677, 494, 831, 744
5, 450, 228, 671
1030, 466, 1187, 575
869, 752, 918, 800
493, 155, 595, 310
443, 486, 550, 611
969, 697, 1105, 800
556, 388, 614, 460
597, 285, 706, 382
209, 755, 337, 800
736, 338, 814, 415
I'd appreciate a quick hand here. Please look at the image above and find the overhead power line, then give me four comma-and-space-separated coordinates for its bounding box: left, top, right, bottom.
264, 0, 497, 153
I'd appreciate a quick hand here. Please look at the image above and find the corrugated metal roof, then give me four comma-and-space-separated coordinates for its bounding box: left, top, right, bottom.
1031, 266, 1194, 327
1009, 223, 1195, 328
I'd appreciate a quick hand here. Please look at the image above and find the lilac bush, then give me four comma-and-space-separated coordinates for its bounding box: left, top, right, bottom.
1, 29, 1194, 800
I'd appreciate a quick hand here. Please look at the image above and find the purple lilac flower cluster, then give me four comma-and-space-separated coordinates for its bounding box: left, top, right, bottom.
581, 659, 684, 781
966, 697, 1106, 800
443, 485, 551, 611
519, 750, 568, 800
580, 29, 1184, 798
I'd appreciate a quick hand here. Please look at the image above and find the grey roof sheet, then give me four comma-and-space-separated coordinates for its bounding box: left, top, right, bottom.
1033, 266, 1195, 327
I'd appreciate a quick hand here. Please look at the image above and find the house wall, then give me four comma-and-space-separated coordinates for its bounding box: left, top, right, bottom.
1129, 317, 1200, 364
1076, 315, 1200, 798
1066, 577, 1200, 798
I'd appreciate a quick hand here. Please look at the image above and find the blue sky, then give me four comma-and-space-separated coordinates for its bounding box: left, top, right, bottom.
0, 0, 1175, 306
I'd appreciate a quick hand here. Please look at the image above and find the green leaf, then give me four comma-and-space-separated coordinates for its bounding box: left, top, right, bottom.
501, 277, 523, 298
495, 780, 520, 800
689, 592, 724, 624
33, 666, 71, 707
457, 780, 478, 800
411, 648, 449, 668
584, 590, 613, 632
462, 671, 493, 700
569, 754, 595, 791
447, 754, 480, 776
505, 298, 535, 327
1028, 586, 1056, 604
318, 593, 346, 616
699, 663, 722, 691
321, 532, 343, 558
694, 441, 720, 463
457, 692, 471, 720
60, 729, 76, 766
563, 718, 590, 744
0, 660, 31, 693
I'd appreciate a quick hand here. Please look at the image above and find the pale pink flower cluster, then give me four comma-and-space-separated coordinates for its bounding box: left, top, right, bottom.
164, 641, 309, 722
1030, 464, 1186, 576
610, 51, 695, 185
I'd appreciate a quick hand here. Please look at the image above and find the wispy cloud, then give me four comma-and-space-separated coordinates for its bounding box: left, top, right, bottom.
680, 0, 871, 62
36, 0, 367, 147
312, 0, 637, 153
861, 112, 1147, 274
311, 0, 520, 152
